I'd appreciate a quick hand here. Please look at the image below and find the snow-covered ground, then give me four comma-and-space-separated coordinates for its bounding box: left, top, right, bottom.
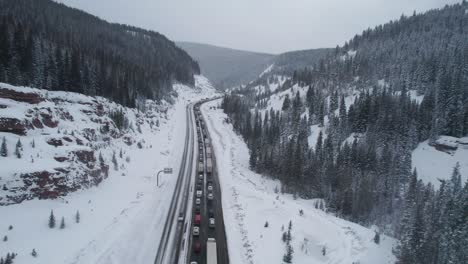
0, 76, 216, 263
201, 99, 396, 264
412, 136, 468, 187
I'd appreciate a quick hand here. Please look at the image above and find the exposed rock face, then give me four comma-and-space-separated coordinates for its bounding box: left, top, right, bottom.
0, 85, 164, 205
32, 118, 44, 128
0, 118, 28, 135
40, 112, 58, 128
47, 138, 63, 147
0, 164, 109, 205
74, 150, 96, 166
0, 88, 44, 104
54, 156, 68, 162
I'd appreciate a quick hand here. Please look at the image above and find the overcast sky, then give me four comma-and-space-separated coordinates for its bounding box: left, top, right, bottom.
56, 0, 459, 54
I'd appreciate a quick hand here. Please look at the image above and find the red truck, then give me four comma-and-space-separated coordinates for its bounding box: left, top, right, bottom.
194, 214, 201, 225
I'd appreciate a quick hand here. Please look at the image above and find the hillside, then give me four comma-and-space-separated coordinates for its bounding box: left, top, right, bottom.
0, 82, 166, 205
269, 48, 332, 75
0, 0, 200, 107
223, 2, 468, 263
176, 41, 274, 90
202, 99, 396, 264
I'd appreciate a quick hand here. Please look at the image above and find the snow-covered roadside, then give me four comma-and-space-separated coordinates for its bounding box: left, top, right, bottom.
201, 99, 396, 264
0, 76, 216, 264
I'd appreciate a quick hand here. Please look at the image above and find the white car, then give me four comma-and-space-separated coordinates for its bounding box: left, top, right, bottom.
207, 185, 213, 191
196, 190, 203, 198
199, 174, 203, 180
195, 198, 201, 205
178, 212, 184, 222
207, 192, 214, 200
209, 218, 215, 228
193, 226, 200, 236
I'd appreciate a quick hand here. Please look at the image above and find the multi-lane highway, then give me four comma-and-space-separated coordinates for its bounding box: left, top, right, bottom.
154, 100, 229, 264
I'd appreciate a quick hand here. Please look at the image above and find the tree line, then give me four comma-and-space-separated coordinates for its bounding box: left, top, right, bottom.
0, 0, 200, 107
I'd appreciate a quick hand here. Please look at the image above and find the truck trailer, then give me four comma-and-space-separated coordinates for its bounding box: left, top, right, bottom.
206, 158, 213, 176
207, 238, 217, 264
198, 162, 204, 174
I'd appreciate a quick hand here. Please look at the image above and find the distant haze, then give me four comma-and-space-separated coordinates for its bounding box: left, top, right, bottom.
56, 0, 459, 53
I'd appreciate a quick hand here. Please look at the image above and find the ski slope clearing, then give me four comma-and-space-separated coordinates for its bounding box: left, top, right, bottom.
201, 99, 396, 264
0, 76, 216, 264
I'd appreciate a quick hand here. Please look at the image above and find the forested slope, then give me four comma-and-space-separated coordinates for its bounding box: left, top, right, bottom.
223, 2, 468, 263
0, 0, 200, 107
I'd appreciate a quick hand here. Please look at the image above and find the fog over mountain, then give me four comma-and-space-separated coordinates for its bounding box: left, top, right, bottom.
177, 42, 274, 90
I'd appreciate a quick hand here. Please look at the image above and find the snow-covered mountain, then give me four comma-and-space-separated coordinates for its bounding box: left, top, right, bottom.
221, 3, 468, 263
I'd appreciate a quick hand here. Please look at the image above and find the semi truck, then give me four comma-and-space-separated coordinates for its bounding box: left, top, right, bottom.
198, 162, 204, 174
207, 238, 217, 264
206, 158, 213, 176
206, 146, 212, 158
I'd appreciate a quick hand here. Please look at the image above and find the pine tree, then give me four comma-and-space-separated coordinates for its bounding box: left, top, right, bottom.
3, 235, 7, 242
31, 248, 37, 257
112, 151, 118, 171
282, 95, 291, 111
75, 210, 80, 223
287, 220, 292, 242
60, 217, 65, 229
283, 243, 293, 263
15, 139, 22, 158
1, 137, 7, 157
373, 232, 380, 244
249, 147, 257, 169
99, 152, 104, 164
48, 210, 56, 228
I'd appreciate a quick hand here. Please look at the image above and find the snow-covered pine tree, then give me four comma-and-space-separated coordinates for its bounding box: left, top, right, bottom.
60, 217, 65, 229
112, 151, 118, 171
15, 139, 22, 158
48, 210, 56, 228
283, 243, 293, 263
1, 137, 7, 157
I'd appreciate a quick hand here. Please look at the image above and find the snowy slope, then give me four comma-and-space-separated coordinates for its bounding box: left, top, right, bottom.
0, 76, 216, 264
201, 99, 396, 264
412, 136, 468, 187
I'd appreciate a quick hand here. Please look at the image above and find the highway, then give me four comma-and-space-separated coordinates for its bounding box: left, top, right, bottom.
187, 101, 229, 264
154, 104, 195, 264
154, 99, 229, 264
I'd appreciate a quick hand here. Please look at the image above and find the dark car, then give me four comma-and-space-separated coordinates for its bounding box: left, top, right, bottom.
194, 240, 201, 253
208, 209, 214, 218
195, 205, 201, 213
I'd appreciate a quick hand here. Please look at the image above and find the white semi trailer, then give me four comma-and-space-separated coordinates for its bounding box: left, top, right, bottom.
207, 237, 217, 264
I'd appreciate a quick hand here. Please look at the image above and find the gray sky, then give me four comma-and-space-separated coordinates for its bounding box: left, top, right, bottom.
56, 0, 459, 54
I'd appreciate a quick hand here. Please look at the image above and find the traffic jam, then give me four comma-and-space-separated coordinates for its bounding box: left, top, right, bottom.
189, 103, 218, 264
